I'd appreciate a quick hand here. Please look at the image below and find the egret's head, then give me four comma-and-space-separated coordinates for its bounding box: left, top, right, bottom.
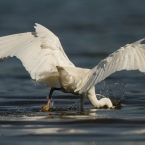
98, 97, 113, 108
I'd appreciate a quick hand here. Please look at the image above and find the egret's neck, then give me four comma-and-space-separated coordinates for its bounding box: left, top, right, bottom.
87, 87, 113, 108
87, 87, 101, 108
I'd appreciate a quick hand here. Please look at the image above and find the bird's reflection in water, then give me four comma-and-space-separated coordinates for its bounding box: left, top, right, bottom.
45, 108, 111, 119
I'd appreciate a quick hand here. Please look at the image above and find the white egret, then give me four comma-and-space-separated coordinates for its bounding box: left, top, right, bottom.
0, 23, 145, 111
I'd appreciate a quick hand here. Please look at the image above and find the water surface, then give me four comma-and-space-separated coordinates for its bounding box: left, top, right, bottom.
0, 1, 145, 144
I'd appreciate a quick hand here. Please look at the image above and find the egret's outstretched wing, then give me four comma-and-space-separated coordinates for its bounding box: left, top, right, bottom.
75, 39, 145, 93
0, 23, 75, 86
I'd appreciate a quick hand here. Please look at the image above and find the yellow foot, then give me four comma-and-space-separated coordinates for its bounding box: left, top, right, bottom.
40, 105, 49, 112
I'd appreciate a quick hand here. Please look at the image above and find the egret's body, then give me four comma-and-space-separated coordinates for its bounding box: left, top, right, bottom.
56, 66, 112, 109
0, 23, 145, 111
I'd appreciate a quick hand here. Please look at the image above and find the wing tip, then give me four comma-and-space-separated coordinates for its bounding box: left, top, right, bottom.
34, 23, 41, 30
133, 38, 145, 45
35, 23, 40, 26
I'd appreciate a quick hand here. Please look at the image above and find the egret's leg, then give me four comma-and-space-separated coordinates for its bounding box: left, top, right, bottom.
46, 87, 55, 107
80, 93, 86, 111
40, 87, 61, 111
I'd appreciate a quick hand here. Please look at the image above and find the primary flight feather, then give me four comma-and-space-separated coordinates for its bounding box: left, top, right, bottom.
0, 23, 145, 111
75, 39, 145, 94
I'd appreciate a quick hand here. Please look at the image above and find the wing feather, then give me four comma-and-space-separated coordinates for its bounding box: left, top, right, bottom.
75, 39, 145, 93
0, 24, 75, 87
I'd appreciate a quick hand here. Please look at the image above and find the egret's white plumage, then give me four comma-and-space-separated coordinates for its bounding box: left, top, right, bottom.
75, 39, 145, 94
0, 23, 145, 110
0, 24, 74, 87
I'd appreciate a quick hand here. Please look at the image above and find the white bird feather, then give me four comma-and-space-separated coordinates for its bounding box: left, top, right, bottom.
0, 23, 75, 87
0, 23, 145, 110
75, 39, 145, 94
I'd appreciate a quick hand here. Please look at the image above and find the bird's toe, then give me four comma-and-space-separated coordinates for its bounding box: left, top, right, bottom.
40, 105, 49, 112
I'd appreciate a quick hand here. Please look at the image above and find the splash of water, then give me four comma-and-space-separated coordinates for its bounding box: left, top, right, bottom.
97, 81, 133, 105
69, 101, 80, 110
48, 98, 80, 111
50, 100, 55, 108
46, 81, 134, 111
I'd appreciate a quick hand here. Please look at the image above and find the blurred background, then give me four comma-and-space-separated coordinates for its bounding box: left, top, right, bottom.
0, 0, 145, 96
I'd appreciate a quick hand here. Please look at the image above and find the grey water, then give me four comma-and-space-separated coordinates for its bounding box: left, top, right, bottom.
0, 0, 145, 145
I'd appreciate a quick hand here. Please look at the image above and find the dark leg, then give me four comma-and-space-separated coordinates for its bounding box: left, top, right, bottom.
40, 87, 61, 111
46, 88, 53, 107
80, 93, 86, 112
46, 87, 60, 106
46, 87, 59, 106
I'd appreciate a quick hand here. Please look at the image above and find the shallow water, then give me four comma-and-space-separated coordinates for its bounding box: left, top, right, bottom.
0, 0, 145, 144
0, 80, 145, 145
